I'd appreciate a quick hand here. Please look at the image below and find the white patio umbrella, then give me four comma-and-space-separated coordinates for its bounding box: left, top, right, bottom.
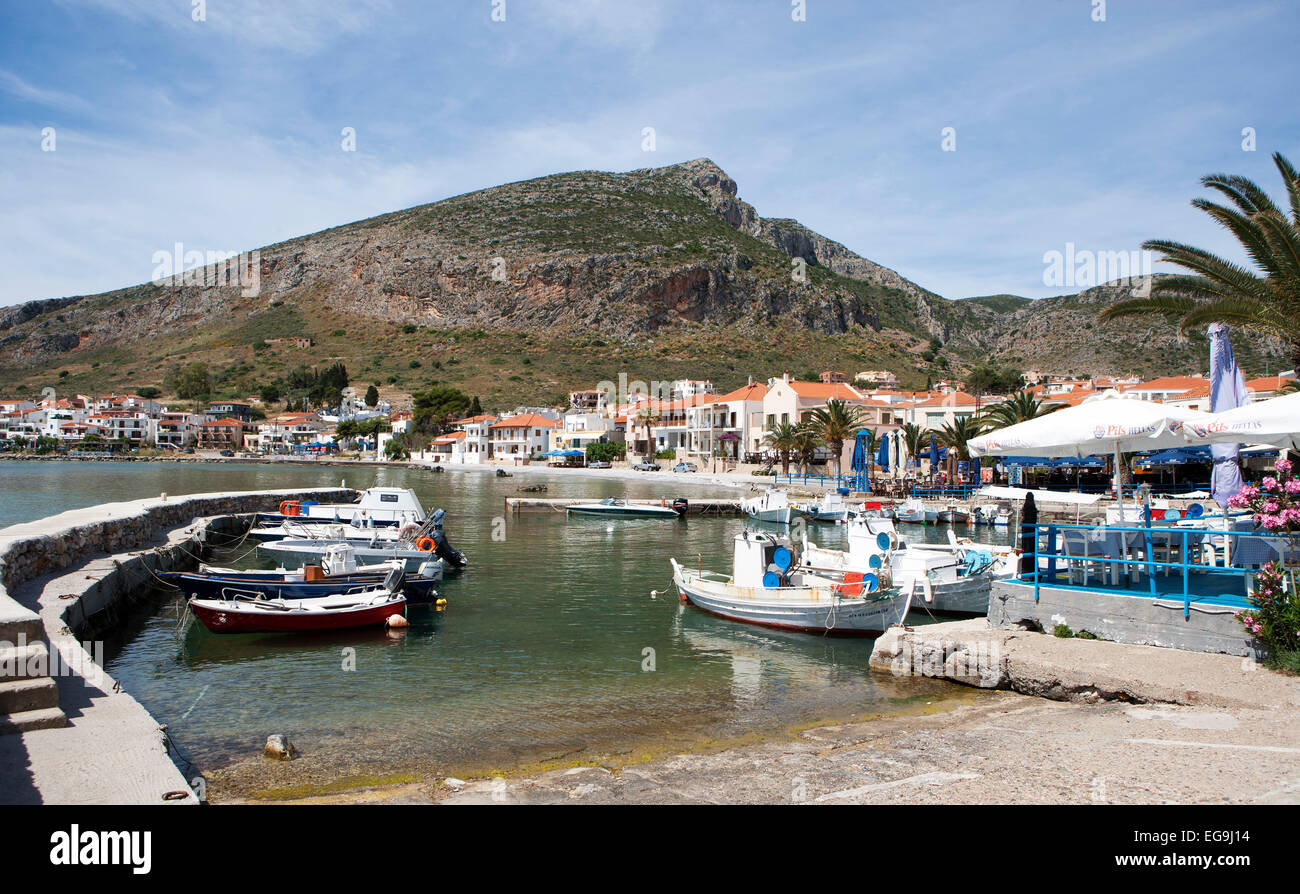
1180, 391, 1300, 450
968, 391, 1216, 532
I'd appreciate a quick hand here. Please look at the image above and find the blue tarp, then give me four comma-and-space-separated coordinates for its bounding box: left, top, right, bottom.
1134, 446, 1213, 468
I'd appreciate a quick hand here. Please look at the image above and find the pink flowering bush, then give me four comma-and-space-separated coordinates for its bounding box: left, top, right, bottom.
1229, 458, 1300, 663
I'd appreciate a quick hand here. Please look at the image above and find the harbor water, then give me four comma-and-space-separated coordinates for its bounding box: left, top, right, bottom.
0, 461, 1014, 784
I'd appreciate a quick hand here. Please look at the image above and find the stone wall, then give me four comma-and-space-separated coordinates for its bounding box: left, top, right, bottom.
0, 488, 354, 736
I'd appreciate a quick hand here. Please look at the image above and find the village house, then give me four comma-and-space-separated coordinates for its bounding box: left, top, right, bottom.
489, 413, 557, 459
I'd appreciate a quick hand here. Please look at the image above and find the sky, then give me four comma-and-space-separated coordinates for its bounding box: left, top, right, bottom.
1, 0, 1297, 307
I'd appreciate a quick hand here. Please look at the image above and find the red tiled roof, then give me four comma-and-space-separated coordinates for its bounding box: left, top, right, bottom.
490, 413, 558, 429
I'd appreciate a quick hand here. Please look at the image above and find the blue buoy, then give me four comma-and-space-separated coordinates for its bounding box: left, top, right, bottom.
772, 546, 794, 572
762, 571, 782, 589
868, 554, 883, 569
862, 573, 879, 593
1186, 503, 1204, 519
876, 532, 891, 551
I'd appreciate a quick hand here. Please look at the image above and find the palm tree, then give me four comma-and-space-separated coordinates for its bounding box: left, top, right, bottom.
762, 421, 801, 475
1098, 152, 1300, 370
636, 404, 661, 459
805, 398, 866, 478
934, 416, 986, 462
901, 422, 930, 468
981, 391, 1061, 430
792, 424, 821, 475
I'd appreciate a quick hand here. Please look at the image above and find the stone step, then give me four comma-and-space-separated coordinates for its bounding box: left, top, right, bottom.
0, 640, 54, 682
0, 610, 43, 645
0, 678, 60, 715
0, 706, 67, 735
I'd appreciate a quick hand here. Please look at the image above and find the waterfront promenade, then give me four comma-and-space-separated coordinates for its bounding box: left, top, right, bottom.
0, 487, 352, 804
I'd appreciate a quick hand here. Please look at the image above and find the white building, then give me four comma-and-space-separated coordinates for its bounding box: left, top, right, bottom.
489, 413, 557, 459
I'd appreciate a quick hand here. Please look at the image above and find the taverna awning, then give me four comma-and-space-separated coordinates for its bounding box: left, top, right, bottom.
1179, 391, 1300, 450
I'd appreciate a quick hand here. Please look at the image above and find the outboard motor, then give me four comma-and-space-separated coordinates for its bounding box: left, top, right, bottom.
429, 508, 468, 569
672, 497, 689, 516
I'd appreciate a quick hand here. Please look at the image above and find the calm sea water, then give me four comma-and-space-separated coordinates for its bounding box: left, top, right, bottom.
1, 460, 1012, 779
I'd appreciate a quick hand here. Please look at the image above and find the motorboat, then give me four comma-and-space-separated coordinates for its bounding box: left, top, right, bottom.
740, 489, 799, 525
246, 518, 407, 543
255, 486, 429, 528
802, 518, 1017, 615
256, 509, 467, 573
565, 497, 685, 518
894, 498, 937, 525
164, 549, 441, 603
801, 490, 856, 523
974, 504, 1012, 527
189, 585, 407, 634
936, 505, 971, 525
670, 530, 912, 636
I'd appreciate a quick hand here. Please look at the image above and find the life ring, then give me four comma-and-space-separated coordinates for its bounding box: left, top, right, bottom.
416, 537, 436, 553
279, 500, 301, 517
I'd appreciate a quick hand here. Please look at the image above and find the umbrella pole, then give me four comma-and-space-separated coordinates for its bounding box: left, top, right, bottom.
1114, 444, 1131, 580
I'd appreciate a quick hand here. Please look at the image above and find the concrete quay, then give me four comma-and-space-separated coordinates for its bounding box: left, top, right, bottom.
0, 487, 353, 805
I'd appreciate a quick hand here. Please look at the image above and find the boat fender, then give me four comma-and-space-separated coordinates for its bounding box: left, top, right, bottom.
416, 537, 436, 552
279, 500, 301, 517
386, 614, 409, 628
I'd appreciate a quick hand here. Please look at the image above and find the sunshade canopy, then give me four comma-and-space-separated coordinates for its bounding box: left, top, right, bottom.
1181, 391, 1300, 450
969, 391, 1214, 458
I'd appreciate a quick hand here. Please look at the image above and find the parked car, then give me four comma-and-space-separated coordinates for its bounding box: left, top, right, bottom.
218, 449, 235, 457
672, 462, 698, 473
632, 460, 661, 472
588, 460, 612, 469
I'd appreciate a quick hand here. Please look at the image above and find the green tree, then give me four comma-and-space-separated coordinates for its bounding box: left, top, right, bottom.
167, 362, 211, 400
762, 421, 801, 475
934, 416, 986, 462
412, 384, 473, 432
900, 422, 931, 472
981, 391, 1061, 429
635, 405, 661, 458
805, 398, 866, 478
1099, 152, 1300, 370
136, 386, 161, 400
364, 384, 380, 408
792, 424, 820, 474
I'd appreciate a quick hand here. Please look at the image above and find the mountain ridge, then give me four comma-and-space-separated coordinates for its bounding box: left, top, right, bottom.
0, 158, 1287, 404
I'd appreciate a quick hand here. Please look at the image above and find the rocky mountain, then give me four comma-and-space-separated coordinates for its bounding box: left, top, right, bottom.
0, 158, 1287, 404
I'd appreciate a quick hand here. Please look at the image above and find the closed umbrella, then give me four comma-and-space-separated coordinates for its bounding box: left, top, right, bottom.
876, 434, 890, 475
928, 436, 939, 480
1208, 324, 1250, 509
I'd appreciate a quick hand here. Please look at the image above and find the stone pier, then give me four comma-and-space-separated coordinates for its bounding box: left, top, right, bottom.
0, 487, 353, 804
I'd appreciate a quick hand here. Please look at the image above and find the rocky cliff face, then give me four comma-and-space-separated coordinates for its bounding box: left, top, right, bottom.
0, 158, 1285, 379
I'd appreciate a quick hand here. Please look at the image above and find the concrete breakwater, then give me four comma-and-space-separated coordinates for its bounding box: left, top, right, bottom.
0, 487, 353, 804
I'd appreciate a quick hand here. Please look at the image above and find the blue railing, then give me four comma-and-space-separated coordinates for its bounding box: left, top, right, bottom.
908, 483, 981, 499
1018, 521, 1294, 619
772, 472, 858, 489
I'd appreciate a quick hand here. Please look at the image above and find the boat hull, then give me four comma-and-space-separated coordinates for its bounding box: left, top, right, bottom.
257, 541, 446, 575
672, 567, 907, 636
566, 505, 678, 518
189, 594, 406, 633
159, 570, 438, 603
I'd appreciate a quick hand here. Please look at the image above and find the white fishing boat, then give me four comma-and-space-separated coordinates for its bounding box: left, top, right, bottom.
895, 498, 937, 525
973, 504, 1012, 527
256, 486, 429, 528
801, 490, 856, 523
565, 497, 684, 518
670, 530, 912, 636
740, 489, 798, 525
258, 538, 447, 575
936, 504, 971, 525
802, 518, 1017, 615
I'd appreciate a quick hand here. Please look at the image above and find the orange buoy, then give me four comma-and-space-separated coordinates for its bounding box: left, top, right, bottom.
279, 500, 301, 516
